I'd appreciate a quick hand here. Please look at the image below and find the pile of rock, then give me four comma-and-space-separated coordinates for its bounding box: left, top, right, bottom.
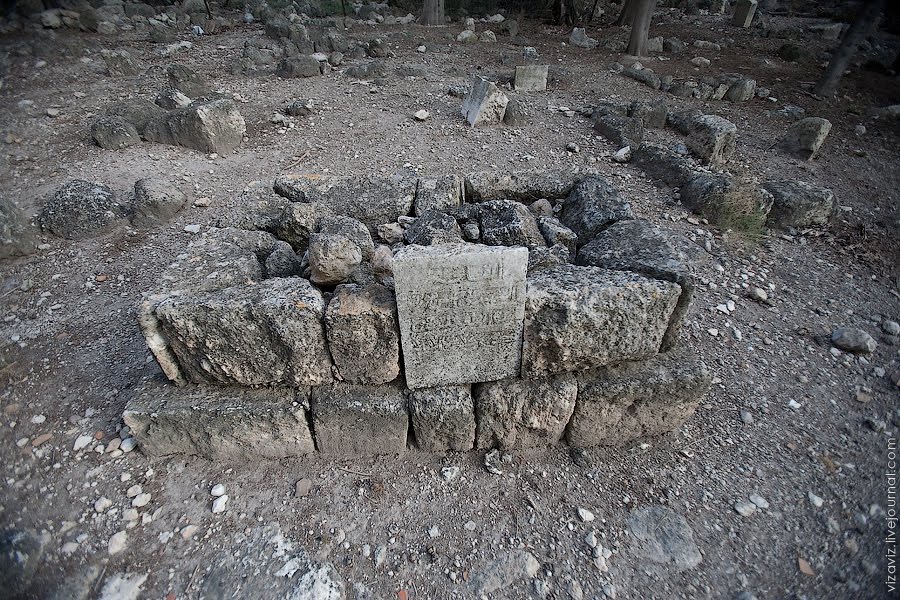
91, 66, 246, 155
128, 171, 713, 459
619, 63, 760, 103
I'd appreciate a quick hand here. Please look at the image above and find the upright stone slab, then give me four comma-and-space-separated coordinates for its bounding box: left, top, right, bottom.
461, 77, 509, 126
731, 0, 757, 27
393, 244, 528, 388
514, 65, 549, 92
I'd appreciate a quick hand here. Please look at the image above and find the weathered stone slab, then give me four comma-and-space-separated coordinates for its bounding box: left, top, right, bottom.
154, 277, 333, 386
680, 173, 773, 224
474, 374, 577, 449
566, 346, 711, 447
593, 113, 643, 149
461, 77, 508, 126
408, 385, 476, 452
325, 283, 400, 385
522, 265, 680, 377
763, 180, 835, 228
414, 175, 463, 216
310, 383, 408, 455
731, 0, 757, 27
576, 219, 705, 350
514, 65, 549, 92
685, 114, 736, 165
123, 378, 315, 459
393, 244, 528, 388
631, 144, 694, 187
273, 174, 416, 227
558, 176, 633, 245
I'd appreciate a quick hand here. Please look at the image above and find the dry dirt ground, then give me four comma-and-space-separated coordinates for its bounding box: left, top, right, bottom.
1, 5, 900, 600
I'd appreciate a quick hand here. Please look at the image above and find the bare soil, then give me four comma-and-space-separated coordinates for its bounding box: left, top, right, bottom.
1, 6, 899, 600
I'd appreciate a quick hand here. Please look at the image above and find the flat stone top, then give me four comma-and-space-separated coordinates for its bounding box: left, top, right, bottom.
393, 244, 528, 388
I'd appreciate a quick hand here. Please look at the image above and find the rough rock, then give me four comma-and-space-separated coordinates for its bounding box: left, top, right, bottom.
779, 117, 831, 160
465, 171, 575, 202
629, 100, 668, 128
631, 143, 694, 187
308, 233, 363, 285
627, 505, 703, 571
593, 113, 643, 149
623, 66, 662, 89
273, 174, 415, 227
0, 529, 42, 598
154, 277, 333, 386
274, 201, 333, 252
123, 378, 314, 459
577, 219, 703, 350
265, 241, 302, 277
461, 77, 508, 126
310, 384, 408, 455
569, 27, 597, 49
0, 197, 39, 258
566, 345, 711, 446
762, 180, 835, 229
325, 283, 400, 385
104, 99, 166, 136
558, 176, 633, 245
131, 178, 188, 227
527, 244, 570, 273
39, 180, 127, 240
167, 63, 213, 98
97, 573, 148, 600
144, 99, 246, 155
474, 374, 577, 449
319, 215, 374, 260
414, 175, 462, 216
404, 210, 463, 245
831, 327, 877, 354
91, 116, 141, 150
101, 49, 142, 76
522, 265, 680, 377
408, 385, 476, 452
471, 550, 540, 596
680, 173, 773, 225
478, 200, 545, 247
668, 110, 736, 165
276, 55, 322, 78
502, 99, 529, 126
514, 65, 548, 92
537, 216, 577, 255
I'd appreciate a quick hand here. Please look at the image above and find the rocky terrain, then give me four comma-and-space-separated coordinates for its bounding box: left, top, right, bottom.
1, 1, 899, 599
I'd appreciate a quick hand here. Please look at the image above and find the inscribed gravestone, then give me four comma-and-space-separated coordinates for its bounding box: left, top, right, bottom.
393, 244, 528, 388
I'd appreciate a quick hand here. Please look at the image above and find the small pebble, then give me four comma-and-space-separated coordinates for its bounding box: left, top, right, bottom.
212, 494, 228, 514
210, 484, 226, 497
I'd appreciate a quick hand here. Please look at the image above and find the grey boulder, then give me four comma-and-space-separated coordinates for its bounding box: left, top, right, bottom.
131, 178, 188, 227
144, 99, 246, 155
762, 180, 834, 229
39, 180, 128, 240
91, 116, 141, 150
558, 176, 633, 245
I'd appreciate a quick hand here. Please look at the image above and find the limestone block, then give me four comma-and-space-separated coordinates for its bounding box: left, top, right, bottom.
311, 383, 408, 455
325, 283, 400, 385
566, 346, 711, 446
778, 117, 831, 160
763, 180, 835, 228
514, 65, 549, 92
414, 175, 463, 216
474, 374, 577, 449
408, 385, 476, 452
558, 176, 633, 246
143, 99, 246, 155
461, 77, 508, 126
522, 265, 680, 377
464, 170, 576, 202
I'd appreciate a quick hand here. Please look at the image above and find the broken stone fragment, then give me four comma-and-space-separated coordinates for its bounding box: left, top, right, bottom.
308, 232, 363, 285
478, 200, 546, 247
778, 117, 831, 160
558, 176, 633, 245
461, 76, 508, 126
762, 180, 835, 229
404, 210, 463, 245
143, 99, 246, 155
131, 178, 188, 227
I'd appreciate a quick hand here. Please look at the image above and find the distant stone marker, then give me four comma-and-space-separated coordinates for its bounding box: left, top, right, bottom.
514, 65, 549, 92
393, 244, 528, 388
731, 0, 757, 27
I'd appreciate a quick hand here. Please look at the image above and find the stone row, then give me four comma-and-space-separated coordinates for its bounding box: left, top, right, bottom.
123, 344, 711, 459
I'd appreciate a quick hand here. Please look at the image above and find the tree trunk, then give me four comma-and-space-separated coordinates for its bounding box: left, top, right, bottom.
421, 0, 444, 26
814, 0, 884, 97
615, 0, 639, 26
625, 0, 656, 57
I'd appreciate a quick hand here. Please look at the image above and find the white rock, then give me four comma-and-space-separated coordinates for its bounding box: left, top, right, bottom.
61, 541, 79, 555
126, 484, 142, 498
441, 466, 460, 482
180, 525, 198, 540
98, 572, 148, 600
94, 497, 113, 512
413, 109, 430, 121
108, 530, 128, 555
184, 224, 202, 234
577, 507, 595, 522
808, 492, 824, 508
131, 493, 151, 508
734, 501, 756, 517
749, 494, 769, 510
74, 434, 93, 451
30, 414, 46, 424
120, 437, 137, 452
210, 483, 226, 497
612, 146, 631, 163
212, 494, 228, 513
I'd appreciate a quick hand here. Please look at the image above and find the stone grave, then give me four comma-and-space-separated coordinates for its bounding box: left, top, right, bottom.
126, 171, 713, 458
